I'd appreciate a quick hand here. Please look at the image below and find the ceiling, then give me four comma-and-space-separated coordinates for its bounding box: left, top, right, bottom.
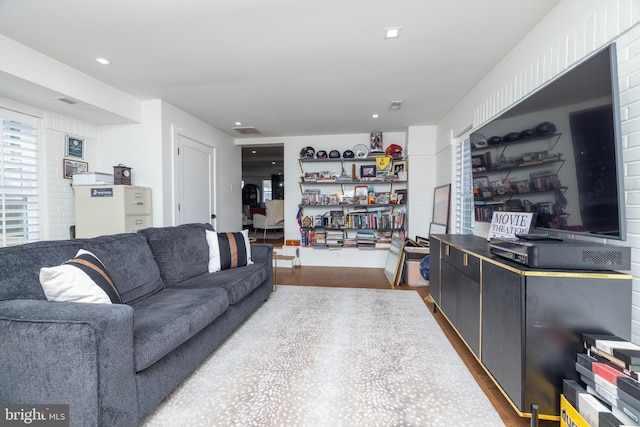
0, 0, 560, 139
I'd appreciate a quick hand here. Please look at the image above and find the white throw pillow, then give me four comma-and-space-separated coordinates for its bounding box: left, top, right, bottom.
206, 229, 253, 273
39, 249, 122, 304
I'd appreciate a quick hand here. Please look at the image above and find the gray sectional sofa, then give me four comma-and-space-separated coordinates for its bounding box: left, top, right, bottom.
0, 223, 273, 426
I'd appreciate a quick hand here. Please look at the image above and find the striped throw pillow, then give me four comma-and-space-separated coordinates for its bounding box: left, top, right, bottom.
39, 249, 122, 304
206, 229, 253, 273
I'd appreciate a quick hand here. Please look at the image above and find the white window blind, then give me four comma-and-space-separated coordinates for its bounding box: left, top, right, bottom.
1, 110, 39, 247
455, 138, 473, 234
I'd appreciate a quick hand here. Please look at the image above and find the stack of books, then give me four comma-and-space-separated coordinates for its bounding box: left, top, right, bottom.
356, 230, 376, 249
326, 230, 344, 247
563, 333, 640, 426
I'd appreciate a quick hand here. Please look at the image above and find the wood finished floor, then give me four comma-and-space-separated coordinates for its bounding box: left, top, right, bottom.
275, 265, 559, 427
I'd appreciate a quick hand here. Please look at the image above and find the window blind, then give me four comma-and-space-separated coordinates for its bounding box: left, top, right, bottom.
455, 138, 473, 234
1, 110, 39, 247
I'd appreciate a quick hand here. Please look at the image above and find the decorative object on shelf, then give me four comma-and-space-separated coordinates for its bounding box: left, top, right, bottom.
316, 150, 328, 159
354, 185, 368, 205
360, 164, 376, 179
352, 144, 369, 158
471, 154, 486, 172
299, 146, 315, 159
470, 133, 488, 149
502, 132, 520, 142
367, 187, 375, 205
385, 143, 403, 158
343, 149, 355, 158
535, 121, 557, 135
63, 159, 88, 179
113, 164, 132, 185
370, 132, 383, 153
488, 135, 502, 145
375, 156, 391, 171
329, 150, 341, 158
392, 160, 407, 177
65, 134, 85, 159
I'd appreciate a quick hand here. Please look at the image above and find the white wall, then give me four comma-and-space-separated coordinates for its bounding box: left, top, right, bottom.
435, 0, 640, 341
238, 131, 439, 268
98, 100, 242, 231
161, 101, 242, 231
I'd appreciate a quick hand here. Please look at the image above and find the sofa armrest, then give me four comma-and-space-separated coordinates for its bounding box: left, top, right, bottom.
0, 299, 138, 426
251, 243, 273, 265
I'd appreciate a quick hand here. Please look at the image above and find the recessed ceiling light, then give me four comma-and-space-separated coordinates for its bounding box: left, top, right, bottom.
372, 114, 379, 119
271, 161, 276, 165
235, 122, 242, 126
251, 150, 257, 154
385, 27, 401, 39
95, 57, 111, 65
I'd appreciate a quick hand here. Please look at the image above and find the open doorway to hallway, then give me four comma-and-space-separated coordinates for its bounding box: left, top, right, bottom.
241, 145, 284, 247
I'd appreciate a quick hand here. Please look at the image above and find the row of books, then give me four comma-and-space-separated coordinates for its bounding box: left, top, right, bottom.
344, 211, 405, 230
300, 229, 392, 248
563, 333, 640, 426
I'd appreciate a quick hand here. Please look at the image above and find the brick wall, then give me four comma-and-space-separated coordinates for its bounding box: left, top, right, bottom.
42, 111, 98, 241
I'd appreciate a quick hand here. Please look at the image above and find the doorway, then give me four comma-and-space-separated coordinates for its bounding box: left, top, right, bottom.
241, 145, 284, 245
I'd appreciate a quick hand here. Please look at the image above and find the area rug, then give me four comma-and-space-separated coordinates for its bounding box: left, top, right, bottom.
142, 286, 505, 427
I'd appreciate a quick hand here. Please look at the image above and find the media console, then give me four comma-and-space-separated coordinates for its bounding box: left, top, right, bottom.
429, 234, 632, 421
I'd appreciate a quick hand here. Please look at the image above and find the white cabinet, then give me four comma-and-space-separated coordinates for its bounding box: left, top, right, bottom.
74, 185, 152, 238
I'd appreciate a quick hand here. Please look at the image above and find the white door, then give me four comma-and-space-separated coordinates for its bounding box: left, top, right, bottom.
176, 132, 216, 227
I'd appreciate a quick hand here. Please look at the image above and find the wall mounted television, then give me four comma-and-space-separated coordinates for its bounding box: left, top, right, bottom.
471, 43, 626, 240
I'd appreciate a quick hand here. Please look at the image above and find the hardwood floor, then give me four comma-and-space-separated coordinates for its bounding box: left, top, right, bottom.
275, 265, 559, 427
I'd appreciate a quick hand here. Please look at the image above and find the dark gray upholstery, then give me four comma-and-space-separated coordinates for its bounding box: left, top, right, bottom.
0, 226, 273, 427
84, 233, 165, 303
130, 287, 229, 371
174, 262, 269, 304
139, 223, 213, 286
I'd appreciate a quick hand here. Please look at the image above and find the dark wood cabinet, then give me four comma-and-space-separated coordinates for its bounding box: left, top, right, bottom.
429, 234, 632, 420
440, 245, 481, 355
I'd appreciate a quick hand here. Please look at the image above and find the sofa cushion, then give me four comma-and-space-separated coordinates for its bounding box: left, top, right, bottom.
129, 286, 229, 372
172, 262, 269, 305
139, 223, 213, 286
39, 249, 122, 304
206, 229, 253, 273
84, 233, 164, 304
0, 239, 84, 301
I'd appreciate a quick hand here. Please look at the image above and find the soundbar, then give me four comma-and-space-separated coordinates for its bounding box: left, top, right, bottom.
489, 238, 630, 270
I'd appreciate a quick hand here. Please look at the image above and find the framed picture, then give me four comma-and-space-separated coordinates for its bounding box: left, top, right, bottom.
473, 175, 489, 189
415, 235, 430, 247
370, 132, 383, 151
432, 183, 451, 233
65, 135, 85, 159
471, 154, 486, 170
360, 165, 376, 179
63, 159, 88, 179
392, 160, 407, 176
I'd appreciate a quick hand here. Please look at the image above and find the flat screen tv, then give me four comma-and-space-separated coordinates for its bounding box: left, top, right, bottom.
471, 43, 626, 240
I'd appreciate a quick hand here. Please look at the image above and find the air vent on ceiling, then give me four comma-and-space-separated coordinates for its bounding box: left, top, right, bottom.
55, 96, 78, 105
53, 96, 96, 110
233, 126, 261, 135
389, 101, 404, 110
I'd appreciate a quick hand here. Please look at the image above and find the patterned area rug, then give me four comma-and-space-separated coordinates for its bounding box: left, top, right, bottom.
142, 286, 505, 426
